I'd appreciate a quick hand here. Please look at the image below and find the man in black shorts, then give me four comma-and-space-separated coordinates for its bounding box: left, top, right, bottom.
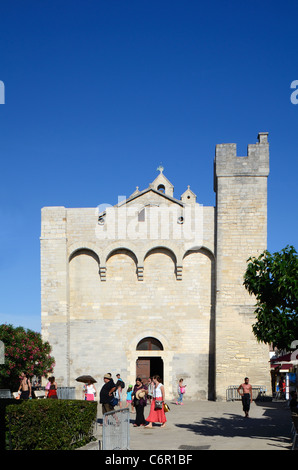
237, 377, 253, 417
18, 372, 32, 399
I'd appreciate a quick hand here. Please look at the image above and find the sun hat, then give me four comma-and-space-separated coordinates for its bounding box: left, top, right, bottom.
136, 389, 146, 399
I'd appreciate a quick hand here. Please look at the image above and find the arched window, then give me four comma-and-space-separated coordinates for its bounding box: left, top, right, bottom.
136, 337, 164, 351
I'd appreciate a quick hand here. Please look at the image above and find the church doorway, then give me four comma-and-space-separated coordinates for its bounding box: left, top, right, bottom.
136, 357, 163, 383
135, 336, 164, 383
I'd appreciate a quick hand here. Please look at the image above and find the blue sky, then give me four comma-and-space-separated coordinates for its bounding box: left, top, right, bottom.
0, 1, 297, 333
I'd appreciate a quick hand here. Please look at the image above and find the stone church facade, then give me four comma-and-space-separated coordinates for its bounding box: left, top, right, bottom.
41, 132, 271, 400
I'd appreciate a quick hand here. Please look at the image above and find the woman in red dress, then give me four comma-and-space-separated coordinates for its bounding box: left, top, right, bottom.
145, 375, 166, 428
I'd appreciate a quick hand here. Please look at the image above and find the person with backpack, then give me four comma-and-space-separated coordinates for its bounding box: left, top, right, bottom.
176, 378, 186, 405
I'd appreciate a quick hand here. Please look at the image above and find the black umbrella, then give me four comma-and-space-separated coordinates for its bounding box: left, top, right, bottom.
76, 375, 97, 384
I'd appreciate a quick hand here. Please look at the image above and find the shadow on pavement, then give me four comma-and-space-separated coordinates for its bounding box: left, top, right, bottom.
174, 401, 292, 450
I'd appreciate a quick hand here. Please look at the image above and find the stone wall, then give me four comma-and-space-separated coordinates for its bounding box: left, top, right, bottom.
41, 196, 215, 399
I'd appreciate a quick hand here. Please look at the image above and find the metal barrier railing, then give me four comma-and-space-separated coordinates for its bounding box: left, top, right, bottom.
102, 407, 130, 450
226, 385, 267, 401
1, 387, 77, 400
56, 387, 76, 399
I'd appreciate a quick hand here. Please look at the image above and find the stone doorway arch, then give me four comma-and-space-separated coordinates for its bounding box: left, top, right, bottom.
128, 332, 173, 398
136, 336, 164, 383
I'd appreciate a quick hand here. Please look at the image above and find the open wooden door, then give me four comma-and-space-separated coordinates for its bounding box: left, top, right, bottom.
136, 358, 150, 382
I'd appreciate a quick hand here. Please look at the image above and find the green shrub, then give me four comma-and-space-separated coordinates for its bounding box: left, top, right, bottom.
0, 398, 22, 450
5, 399, 97, 450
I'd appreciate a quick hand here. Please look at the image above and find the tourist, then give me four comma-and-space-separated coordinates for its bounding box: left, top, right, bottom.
18, 372, 32, 399
100, 373, 116, 415
45, 377, 51, 397
147, 377, 154, 404
279, 377, 286, 399
145, 375, 166, 428
47, 376, 58, 399
33, 378, 41, 390
132, 377, 148, 427
237, 377, 253, 417
176, 378, 186, 405
84, 379, 97, 401
115, 373, 125, 408
115, 373, 125, 388
126, 384, 134, 410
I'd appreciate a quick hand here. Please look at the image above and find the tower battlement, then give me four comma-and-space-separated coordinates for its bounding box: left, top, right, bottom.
214, 132, 269, 187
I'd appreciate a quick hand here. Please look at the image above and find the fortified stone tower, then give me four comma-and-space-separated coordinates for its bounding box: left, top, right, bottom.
214, 132, 270, 400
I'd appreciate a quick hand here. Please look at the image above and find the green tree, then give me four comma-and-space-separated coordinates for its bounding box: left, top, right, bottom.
243, 245, 298, 350
0, 324, 55, 390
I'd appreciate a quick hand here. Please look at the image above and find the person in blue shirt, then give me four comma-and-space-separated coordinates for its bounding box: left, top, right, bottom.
126, 384, 134, 411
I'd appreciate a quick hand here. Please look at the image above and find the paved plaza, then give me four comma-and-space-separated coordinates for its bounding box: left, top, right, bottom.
82, 399, 294, 451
